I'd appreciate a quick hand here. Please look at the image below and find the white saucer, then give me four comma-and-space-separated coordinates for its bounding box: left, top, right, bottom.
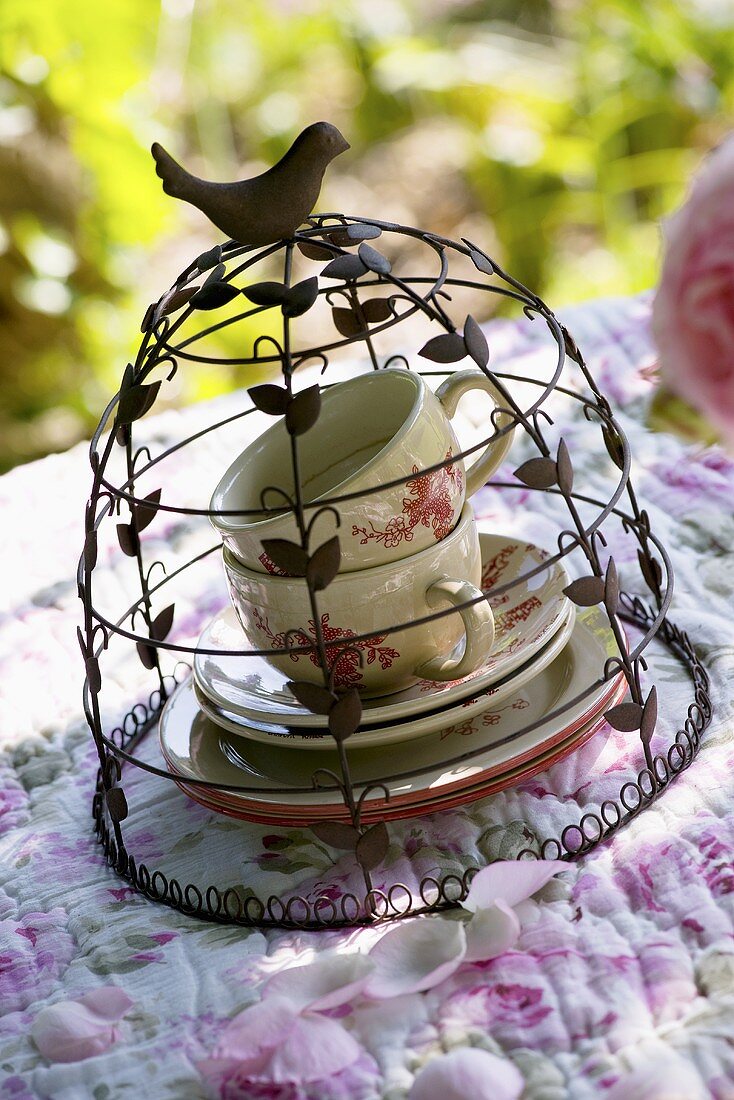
194, 600, 575, 749
163, 605, 623, 819
193, 532, 572, 728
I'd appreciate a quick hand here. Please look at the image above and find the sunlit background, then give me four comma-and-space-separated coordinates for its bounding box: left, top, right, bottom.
1, 0, 732, 471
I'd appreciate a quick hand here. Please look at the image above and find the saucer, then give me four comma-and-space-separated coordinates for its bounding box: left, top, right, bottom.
175, 694, 623, 825
193, 532, 572, 728
194, 600, 575, 750
164, 605, 624, 822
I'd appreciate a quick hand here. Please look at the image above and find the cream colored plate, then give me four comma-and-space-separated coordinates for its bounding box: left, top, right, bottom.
193, 532, 572, 728
163, 606, 622, 814
194, 601, 575, 749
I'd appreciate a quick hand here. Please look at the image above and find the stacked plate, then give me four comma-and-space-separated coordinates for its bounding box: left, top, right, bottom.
159, 533, 626, 824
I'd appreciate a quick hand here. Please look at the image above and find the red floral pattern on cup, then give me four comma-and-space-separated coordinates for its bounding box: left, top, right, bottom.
257, 551, 288, 576
252, 608, 400, 689
352, 451, 463, 549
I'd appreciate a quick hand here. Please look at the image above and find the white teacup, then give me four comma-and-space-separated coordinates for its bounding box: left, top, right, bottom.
211, 368, 514, 573
223, 504, 495, 697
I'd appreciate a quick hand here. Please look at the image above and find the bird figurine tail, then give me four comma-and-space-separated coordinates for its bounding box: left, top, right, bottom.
151, 143, 191, 199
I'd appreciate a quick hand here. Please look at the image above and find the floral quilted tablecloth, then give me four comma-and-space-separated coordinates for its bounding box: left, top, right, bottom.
1, 294, 733, 1099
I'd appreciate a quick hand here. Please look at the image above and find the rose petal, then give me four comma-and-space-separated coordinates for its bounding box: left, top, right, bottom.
215, 996, 299, 1064
464, 899, 521, 962
76, 986, 135, 1022
265, 1013, 362, 1084
463, 860, 567, 912
410, 1048, 524, 1100
32, 1003, 117, 1063
364, 918, 466, 999
263, 953, 374, 1012
605, 1052, 709, 1100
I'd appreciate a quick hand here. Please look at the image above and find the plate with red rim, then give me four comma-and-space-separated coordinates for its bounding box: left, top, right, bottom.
162, 606, 625, 823
173, 687, 624, 826
193, 532, 572, 728
193, 599, 575, 750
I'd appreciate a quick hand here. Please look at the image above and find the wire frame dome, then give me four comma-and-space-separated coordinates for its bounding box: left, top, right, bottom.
78, 215, 711, 930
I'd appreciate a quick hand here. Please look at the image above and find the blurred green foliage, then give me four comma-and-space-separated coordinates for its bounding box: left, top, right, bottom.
0, 0, 732, 470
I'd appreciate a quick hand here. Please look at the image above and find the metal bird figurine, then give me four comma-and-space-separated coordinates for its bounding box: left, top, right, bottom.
151, 121, 349, 246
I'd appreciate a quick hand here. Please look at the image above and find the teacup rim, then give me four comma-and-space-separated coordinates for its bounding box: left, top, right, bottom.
223, 502, 475, 583
210, 368, 427, 534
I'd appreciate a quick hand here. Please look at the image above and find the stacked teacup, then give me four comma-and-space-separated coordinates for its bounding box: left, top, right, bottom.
210, 368, 514, 698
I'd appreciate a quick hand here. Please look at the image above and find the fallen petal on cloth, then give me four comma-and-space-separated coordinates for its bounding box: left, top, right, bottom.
463, 860, 568, 912
263, 952, 375, 1011
31, 986, 134, 1063
409, 1047, 524, 1100
365, 918, 467, 999
464, 900, 521, 962
265, 1012, 363, 1084
214, 995, 299, 1066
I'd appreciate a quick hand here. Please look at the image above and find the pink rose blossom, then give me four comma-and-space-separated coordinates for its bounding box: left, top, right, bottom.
652, 135, 734, 442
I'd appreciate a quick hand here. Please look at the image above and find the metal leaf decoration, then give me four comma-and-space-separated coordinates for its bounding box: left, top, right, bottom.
358, 242, 391, 274
328, 223, 381, 246
307, 536, 341, 591
105, 786, 129, 823
463, 314, 489, 369
204, 262, 226, 286
260, 539, 309, 577
197, 244, 223, 270
604, 700, 643, 732
356, 822, 390, 870
332, 307, 362, 337
286, 385, 321, 436
191, 282, 240, 310
283, 277, 319, 318
604, 558, 619, 616
117, 381, 161, 425
287, 680, 335, 715
86, 656, 101, 694
562, 326, 582, 364
563, 576, 605, 607
150, 604, 175, 642
468, 248, 495, 276
116, 523, 139, 557
418, 332, 467, 363
513, 457, 557, 489
135, 488, 162, 533
362, 298, 392, 322
640, 686, 658, 745
322, 254, 367, 281
84, 530, 98, 571
328, 688, 362, 741
160, 285, 198, 317
243, 281, 288, 306
556, 438, 574, 495
136, 640, 157, 670
638, 549, 662, 594
77, 626, 88, 658
249, 383, 289, 416
140, 303, 156, 333
602, 426, 625, 470
310, 821, 359, 849
298, 240, 333, 260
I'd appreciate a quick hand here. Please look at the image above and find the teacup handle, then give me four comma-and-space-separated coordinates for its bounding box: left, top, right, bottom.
415, 576, 495, 682
435, 369, 515, 497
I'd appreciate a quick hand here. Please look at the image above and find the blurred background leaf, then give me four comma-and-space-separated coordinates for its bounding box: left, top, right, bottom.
0, 0, 732, 469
